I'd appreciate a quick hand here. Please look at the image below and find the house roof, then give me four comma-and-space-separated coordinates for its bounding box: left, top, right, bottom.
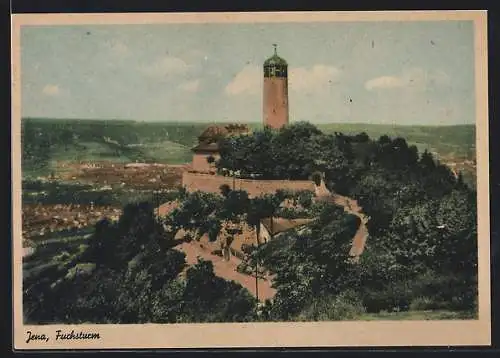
260, 217, 317, 236
197, 124, 251, 143
197, 125, 230, 143
191, 142, 221, 153
192, 124, 251, 153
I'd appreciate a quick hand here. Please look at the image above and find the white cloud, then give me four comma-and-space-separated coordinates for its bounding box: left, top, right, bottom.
289, 65, 342, 93
139, 56, 190, 77
365, 68, 451, 91
365, 76, 405, 90
225, 64, 341, 96
224, 65, 261, 96
42, 84, 61, 97
178, 79, 200, 93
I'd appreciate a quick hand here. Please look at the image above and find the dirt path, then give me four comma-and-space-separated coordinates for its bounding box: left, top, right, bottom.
173, 240, 277, 302
332, 193, 369, 259
314, 179, 369, 259
169, 178, 368, 302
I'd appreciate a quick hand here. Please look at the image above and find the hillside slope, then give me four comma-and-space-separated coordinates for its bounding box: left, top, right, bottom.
21, 118, 475, 180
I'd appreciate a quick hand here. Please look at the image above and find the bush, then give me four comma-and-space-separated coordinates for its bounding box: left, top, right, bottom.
409, 270, 477, 311
360, 279, 413, 313
52, 251, 72, 263
236, 262, 252, 275
297, 291, 366, 321
359, 268, 477, 314
297, 190, 314, 209
311, 172, 322, 186
409, 297, 439, 311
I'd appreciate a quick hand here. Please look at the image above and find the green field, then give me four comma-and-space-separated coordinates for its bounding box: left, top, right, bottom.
21, 118, 475, 178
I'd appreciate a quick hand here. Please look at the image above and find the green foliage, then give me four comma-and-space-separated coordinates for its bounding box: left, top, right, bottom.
409, 296, 441, 311
23, 201, 258, 324
249, 204, 360, 320
353, 245, 477, 313
226, 124, 475, 318
316, 122, 475, 162
297, 291, 366, 321
180, 259, 257, 322
24, 120, 478, 322
216, 122, 351, 181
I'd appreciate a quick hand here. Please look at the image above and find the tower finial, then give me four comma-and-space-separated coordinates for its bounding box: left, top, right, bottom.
273, 43, 277, 55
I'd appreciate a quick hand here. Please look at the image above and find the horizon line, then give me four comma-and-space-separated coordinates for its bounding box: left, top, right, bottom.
21, 117, 476, 127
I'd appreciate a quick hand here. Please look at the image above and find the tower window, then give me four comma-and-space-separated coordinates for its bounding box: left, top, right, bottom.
264, 64, 287, 78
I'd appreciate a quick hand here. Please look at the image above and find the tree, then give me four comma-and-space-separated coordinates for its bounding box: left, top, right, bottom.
419, 150, 436, 172
168, 191, 223, 240
352, 132, 370, 143
181, 259, 257, 322
434, 188, 478, 273
388, 201, 441, 270
246, 192, 285, 241
84, 218, 120, 268
219, 189, 250, 221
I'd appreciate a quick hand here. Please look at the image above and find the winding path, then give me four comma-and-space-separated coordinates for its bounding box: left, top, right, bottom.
174, 240, 277, 302
314, 179, 369, 260
172, 178, 369, 301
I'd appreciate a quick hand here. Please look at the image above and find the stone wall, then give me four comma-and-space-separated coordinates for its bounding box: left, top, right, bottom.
191, 153, 219, 173
182, 171, 316, 197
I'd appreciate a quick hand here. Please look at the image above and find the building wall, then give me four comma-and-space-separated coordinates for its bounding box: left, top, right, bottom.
191, 152, 220, 173
259, 224, 271, 243
182, 171, 316, 197
263, 77, 289, 129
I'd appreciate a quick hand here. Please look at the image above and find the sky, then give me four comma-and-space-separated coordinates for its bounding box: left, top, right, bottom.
20, 20, 476, 125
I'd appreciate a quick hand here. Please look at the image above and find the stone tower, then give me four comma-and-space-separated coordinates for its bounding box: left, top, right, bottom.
263, 44, 289, 130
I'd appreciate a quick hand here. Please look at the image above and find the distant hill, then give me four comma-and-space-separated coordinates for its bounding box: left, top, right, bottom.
315, 123, 475, 161
20, 118, 475, 178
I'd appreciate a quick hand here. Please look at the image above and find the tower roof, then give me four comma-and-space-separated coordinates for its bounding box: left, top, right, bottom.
264, 44, 288, 66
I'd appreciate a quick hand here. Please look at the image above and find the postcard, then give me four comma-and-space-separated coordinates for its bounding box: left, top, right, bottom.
11, 10, 490, 349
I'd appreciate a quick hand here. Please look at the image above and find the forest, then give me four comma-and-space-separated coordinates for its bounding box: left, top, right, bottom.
23, 122, 478, 323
